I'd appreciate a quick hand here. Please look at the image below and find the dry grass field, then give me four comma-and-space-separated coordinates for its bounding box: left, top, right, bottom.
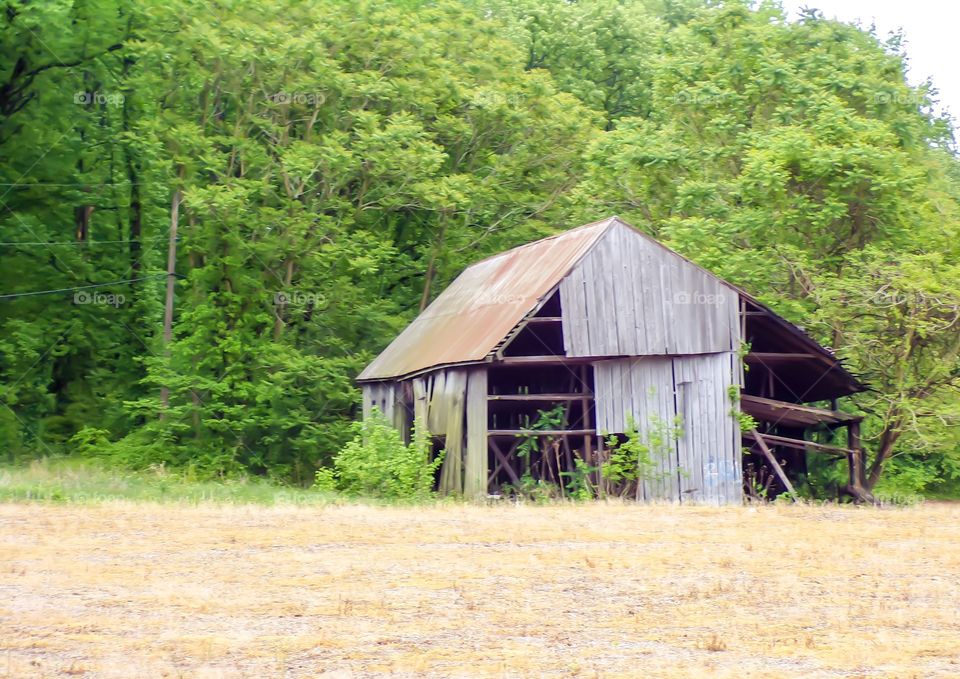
2, 501, 959, 678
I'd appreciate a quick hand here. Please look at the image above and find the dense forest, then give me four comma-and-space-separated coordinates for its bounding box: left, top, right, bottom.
1, 0, 958, 495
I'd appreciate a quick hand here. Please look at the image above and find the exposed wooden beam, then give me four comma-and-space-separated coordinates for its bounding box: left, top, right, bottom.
487, 393, 593, 402
488, 429, 595, 436
741, 394, 863, 426
744, 352, 819, 362
496, 356, 608, 366
749, 429, 798, 500
743, 430, 851, 456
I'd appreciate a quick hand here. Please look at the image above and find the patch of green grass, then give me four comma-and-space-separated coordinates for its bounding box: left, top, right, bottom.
917, 485, 960, 502
0, 458, 340, 506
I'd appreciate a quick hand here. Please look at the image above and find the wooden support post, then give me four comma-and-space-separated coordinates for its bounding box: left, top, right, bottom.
579, 365, 595, 491
847, 421, 863, 486
463, 368, 488, 500
438, 384, 465, 496
843, 420, 874, 503
750, 429, 797, 500
740, 297, 746, 340
847, 432, 861, 489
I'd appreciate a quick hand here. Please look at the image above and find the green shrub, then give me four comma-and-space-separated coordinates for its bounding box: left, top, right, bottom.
313, 467, 336, 493
601, 414, 682, 497
318, 410, 442, 500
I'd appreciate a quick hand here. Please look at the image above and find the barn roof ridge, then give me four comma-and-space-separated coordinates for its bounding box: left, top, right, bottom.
467, 215, 618, 267
358, 215, 864, 393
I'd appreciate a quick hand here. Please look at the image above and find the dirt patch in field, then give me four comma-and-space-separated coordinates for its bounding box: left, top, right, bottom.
1, 501, 959, 677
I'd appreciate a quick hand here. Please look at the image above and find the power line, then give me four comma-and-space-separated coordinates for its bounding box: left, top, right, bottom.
0, 236, 174, 247
0, 274, 181, 301
0, 181, 149, 187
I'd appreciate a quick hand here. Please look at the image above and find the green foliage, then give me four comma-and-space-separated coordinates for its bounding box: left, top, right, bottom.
516, 405, 566, 459
726, 384, 757, 433
67, 427, 111, 457
559, 457, 597, 502
503, 472, 561, 504
326, 411, 442, 500
1, 0, 957, 494
0, 457, 336, 505
600, 414, 683, 497
312, 467, 336, 493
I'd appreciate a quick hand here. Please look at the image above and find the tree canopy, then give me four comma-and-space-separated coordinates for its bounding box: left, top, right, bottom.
1, 0, 957, 495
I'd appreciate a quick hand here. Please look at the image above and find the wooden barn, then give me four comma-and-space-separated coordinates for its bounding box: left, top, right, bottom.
357, 216, 867, 504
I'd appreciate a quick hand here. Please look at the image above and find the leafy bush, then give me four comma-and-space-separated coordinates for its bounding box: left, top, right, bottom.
559, 457, 595, 501
318, 410, 443, 500
601, 414, 682, 498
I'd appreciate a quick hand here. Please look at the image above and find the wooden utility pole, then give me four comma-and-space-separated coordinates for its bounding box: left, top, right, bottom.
160, 189, 182, 411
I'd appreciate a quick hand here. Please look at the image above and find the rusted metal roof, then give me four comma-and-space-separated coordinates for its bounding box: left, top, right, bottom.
358, 215, 866, 397
357, 218, 615, 381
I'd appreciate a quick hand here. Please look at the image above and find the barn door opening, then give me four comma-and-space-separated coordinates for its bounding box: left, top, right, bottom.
485, 362, 596, 497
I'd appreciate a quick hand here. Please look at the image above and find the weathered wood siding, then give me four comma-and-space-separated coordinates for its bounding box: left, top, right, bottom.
437, 370, 467, 495
463, 368, 488, 500
673, 353, 742, 505
594, 356, 680, 500
368, 367, 489, 497
361, 382, 398, 425
594, 352, 742, 505
560, 220, 738, 357
406, 369, 472, 495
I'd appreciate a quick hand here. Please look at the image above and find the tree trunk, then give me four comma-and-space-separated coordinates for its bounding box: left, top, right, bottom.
864, 422, 902, 491
123, 113, 141, 272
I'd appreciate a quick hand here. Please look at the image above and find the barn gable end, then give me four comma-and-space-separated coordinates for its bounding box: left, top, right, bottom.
560, 220, 738, 357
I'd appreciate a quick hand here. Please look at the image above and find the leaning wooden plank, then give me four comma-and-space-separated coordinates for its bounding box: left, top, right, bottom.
609, 226, 632, 355
427, 371, 447, 433
413, 378, 429, 434
604, 227, 630, 355
382, 383, 396, 425
750, 429, 798, 500
559, 261, 587, 355
578, 244, 601, 356
463, 368, 488, 500
729, 352, 744, 502
742, 431, 851, 456
361, 384, 374, 422
438, 370, 467, 495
